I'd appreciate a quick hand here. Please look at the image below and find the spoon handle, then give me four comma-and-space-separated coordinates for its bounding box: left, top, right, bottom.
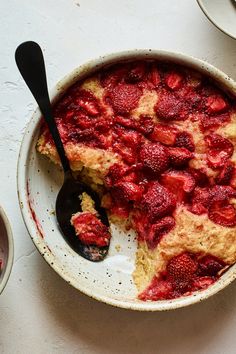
15, 41, 71, 174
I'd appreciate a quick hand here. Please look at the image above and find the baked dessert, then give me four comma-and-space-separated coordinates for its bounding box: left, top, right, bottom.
37, 59, 236, 301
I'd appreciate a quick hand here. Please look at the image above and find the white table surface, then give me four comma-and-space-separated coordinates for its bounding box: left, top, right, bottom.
1, 0, 236, 353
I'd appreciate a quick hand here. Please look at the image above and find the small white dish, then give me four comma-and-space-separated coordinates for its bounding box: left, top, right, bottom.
197, 0, 236, 39
0, 206, 14, 294
17, 50, 236, 311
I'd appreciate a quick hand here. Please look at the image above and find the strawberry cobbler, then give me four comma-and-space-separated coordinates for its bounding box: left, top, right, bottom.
37, 60, 236, 301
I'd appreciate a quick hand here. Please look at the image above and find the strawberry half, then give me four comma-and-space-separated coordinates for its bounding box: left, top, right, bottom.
198, 255, 225, 277
150, 124, 178, 145
161, 170, 196, 202
108, 83, 142, 114
175, 131, 195, 152
205, 133, 234, 169
140, 182, 176, 222
168, 147, 194, 167
111, 181, 143, 203
147, 216, 175, 248
215, 162, 234, 185
190, 187, 210, 215
165, 71, 183, 90
139, 142, 169, 175
208, 201, 236, 227
155, 91, 188, 121
205, 95, 228, 114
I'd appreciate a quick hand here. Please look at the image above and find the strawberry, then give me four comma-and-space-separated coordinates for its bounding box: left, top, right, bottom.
71, 212, 110, 247
200, 112, 230, 131
165, 71, 183, 90
150, 124, 178, 145
205, 134, 234, 169
150, 65, 161, 87
187, 168, 209, 187
139, 142, 169, 175
136, 115, 154, 135
155, 91, 187, 120
208, 200, 236, 227
108, 83, 142, 114
205, 95, 228, 114
114, 115, 136, 129
126, 62, 146, 83
166, 253, 198, 290
147, 216, 175, 248
76, 89, 100, 116
192, 276, 215, 290
160, 170, 196, 202
168, 147, 193, 167
209, 185, 236, 203
190, 187, 210, 215
111, 181, 143, 203
105, 163, 133, 187
198, 255, 225, 276
100, 65, 128, 88
138, 277, 173, 301
175, 131, 195, 152
215, 162, 234, 185
140, 182, 176, 222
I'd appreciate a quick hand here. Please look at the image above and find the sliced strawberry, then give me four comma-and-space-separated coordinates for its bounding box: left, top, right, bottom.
205, 95, 228, 114
200, 112, 230, 131
76, 90, 100, 116
147, 216, 175, 248
168, 147, 193, 167
150, 124, 178, 145
165, 71, 183, 90
111, 181, 143, 203
161, 170, 196, 202
190, 187, 210, 215
114, 115, 136, 129
105, 163, 133, 187
139, 142, 169, 175
150, 65, 161, 87
140, 182, 176, 222
205, 134, 234, 169
100, 65, 128, 88
136, 115, 154, 135
155, 91, 188, 120
166, 253, 198, 292
209, 200, 236, 227
71, 212, 110, 247
209, 185, 236, 203
107, 83, 142, 114
113, 142, 136, 165
175, 131, 195, 152
192, 276, 215, 290
138, 277, 173, 301
198, 255, 225, 277
215, 162, 234, 185
187, 168, 209, 187
126, 62, 146, 83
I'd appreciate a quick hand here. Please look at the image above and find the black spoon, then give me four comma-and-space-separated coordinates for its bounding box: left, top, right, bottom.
15, 41, 110, 262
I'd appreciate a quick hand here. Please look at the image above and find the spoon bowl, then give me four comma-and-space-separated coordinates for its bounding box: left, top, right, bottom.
15, 41, 110, 262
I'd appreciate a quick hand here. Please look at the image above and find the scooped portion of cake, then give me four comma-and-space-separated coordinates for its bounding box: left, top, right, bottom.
37, 59, 236, 301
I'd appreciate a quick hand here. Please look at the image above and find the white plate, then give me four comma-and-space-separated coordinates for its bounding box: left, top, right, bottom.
197, 0, 236, 39
17, 50, 236, 311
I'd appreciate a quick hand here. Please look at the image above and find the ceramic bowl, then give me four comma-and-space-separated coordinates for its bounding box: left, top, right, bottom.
0, 206, 14, 294
17, 50, 236, 311
197, 0, 236, 39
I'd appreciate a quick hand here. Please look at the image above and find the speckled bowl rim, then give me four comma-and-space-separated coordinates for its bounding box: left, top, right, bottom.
0, 206, 14, 294
197, 0, 236, 40
17, 49, 236, 311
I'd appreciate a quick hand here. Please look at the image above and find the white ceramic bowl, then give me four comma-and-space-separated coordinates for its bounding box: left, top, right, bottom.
17, 50, 236, 311
0, 206, 14, 294
197, 0, 236, 39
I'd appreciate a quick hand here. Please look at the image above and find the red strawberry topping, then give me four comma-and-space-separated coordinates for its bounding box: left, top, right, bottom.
139, 142, 169, 175
205, 95, 228, 114
205, 134, 234, 169
138, 277, 173, 301
208, 201, 236, 227
140, 182, 176, 222
150, 124, 178, 145
175, 131, 195, 152
161, 170, 196, 202
71, 212, 110, 247
168, 147, 194, 167
108, 83, 142, 114
165, 71, 183, 90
